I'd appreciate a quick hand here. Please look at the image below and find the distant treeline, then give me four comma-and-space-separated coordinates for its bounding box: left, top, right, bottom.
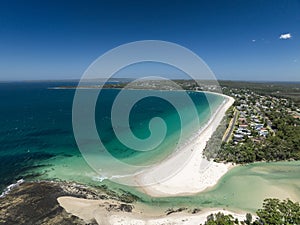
219, 80, 300, 105
103, 79, 300, 104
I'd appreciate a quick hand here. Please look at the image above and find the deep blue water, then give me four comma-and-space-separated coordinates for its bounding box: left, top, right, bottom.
0, 82, 77, 190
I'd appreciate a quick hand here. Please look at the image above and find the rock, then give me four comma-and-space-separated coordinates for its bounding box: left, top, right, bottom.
119, 204, 133, 212
189, 208, 201, 214
165, 207, 187, 215
105, 203, 133, 212
0, 182, 87, 225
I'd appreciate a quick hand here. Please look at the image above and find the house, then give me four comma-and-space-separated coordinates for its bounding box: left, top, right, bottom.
255, 124, 264, 130
236, 128, 251, 136
259, 129, 269, 137
233, 134, 244, 141
238, 118, 247, 124
254, 118, 261, 123
239, 124, 248, 129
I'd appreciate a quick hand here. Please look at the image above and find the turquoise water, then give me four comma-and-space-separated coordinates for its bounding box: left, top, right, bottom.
87, 161, 300, 213
1, 82, 299, 213
0, 82, 221, 189
94, 89, 221, 167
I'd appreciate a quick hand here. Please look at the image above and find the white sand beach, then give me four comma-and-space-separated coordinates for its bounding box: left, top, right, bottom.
136, 92, 235, 197
57, 93, 237, 224
58, 196, 250, 225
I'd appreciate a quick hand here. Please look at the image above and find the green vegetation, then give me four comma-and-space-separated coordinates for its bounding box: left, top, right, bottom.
204, 105, 236, 160
204, 116, 228, 160
214, 103, 300, 164
202, 198, 300, 225
219, 81, 300, 104
256, 199, 300, 225
210, 81, 300, 164
205, 212, 236, 225
264, 111, 300, 159
68, 79, 300, 164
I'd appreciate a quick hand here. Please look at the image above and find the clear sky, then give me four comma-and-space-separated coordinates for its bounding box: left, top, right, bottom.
0, 0, 299, 81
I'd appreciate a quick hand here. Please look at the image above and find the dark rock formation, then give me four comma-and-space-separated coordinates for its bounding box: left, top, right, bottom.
0, 182, 90, 225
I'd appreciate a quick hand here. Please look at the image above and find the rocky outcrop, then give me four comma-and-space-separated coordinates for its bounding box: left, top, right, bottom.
0, 182, 89, 225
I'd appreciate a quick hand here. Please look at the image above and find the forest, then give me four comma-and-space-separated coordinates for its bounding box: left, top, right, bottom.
202, 198, 300, 225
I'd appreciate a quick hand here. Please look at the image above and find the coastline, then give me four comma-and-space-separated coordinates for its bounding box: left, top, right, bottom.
0, 91, 239, 225
1, 180, 253, 225
53, 91, 238, 224
54, 92, 242, 224
57, 196, 251, 225
135, 92, 235, 197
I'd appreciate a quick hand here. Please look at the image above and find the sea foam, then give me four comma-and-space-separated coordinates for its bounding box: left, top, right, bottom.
0, 179, 24, 198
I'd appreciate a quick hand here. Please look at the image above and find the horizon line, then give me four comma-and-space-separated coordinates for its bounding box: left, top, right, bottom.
0, 78, 300, 84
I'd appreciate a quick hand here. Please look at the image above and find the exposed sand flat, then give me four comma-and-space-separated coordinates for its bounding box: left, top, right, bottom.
58, 196, 251, 225
136, 92, 235, 197
109, 210, 249, 225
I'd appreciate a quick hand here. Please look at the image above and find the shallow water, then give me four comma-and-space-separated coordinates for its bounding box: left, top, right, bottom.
100, 161, 300, 213
0, 82, 220, 187
1, 82, 299, 213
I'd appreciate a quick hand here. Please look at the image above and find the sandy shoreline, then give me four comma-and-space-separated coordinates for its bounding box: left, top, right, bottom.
58, 196, 251, 225
57, 92, 237, 224
135, 92, 235, 197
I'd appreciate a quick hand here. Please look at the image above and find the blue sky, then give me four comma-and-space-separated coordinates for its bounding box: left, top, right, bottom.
0, 0, 299, 81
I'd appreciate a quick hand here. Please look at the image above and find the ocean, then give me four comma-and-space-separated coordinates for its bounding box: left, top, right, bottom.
1, 81, 300, 213
0, 81, 222, 190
